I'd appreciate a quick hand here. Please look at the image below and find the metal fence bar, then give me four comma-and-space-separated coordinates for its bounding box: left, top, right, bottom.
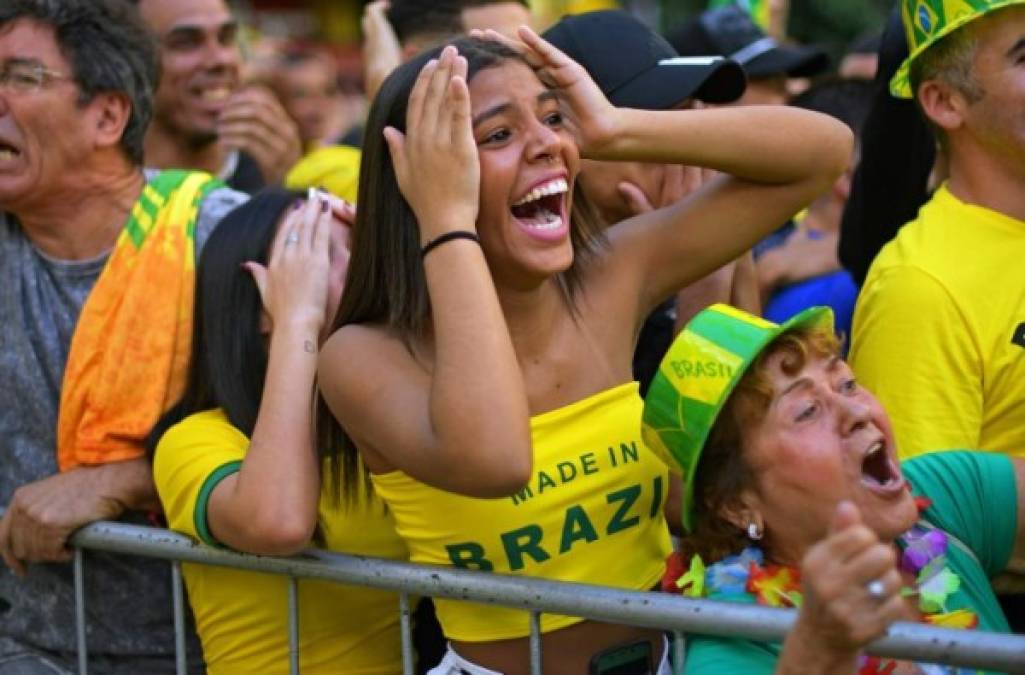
64, 519, 1025, 672
287, 576, 299, 675
528, 611, 542, 675
171, 561, 187, 675
399, 593, 414, 675
73, 548, 88, 675
672, 631, 685, 675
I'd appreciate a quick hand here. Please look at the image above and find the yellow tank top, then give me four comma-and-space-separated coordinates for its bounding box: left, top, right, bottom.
372, 382, 672, 642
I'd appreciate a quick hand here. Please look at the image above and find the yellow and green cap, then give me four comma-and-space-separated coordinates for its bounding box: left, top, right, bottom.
641, 304, 833, 532
891, 0, 1025, 98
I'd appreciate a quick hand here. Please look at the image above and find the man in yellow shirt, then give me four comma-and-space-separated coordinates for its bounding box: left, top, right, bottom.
850, 0, 1025, 461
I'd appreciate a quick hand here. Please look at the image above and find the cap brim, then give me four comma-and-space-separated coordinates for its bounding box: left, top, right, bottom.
890, 61, 913, 99
642, 305, 834, 533
609, 57, 747, 108
744, 44, 829, 79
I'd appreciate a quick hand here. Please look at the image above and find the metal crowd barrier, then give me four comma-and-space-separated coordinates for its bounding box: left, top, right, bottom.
54, 519, 1025, 674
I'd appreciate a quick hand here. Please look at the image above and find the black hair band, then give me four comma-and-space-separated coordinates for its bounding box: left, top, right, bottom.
421, 230, 481, 259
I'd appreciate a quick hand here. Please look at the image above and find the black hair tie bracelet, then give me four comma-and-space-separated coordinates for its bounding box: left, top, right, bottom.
421, 231, 481, 259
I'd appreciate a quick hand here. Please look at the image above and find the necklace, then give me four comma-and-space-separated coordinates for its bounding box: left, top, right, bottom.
661, 498, 979, 674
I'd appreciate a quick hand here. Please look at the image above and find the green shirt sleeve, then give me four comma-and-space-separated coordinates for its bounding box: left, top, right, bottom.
153, 409, 249, 547
902, 450, 1018, 576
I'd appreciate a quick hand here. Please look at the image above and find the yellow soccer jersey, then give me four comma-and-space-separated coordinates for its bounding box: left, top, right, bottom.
372, 382, 672, 642
154, 409, 407, 674
851, 185, 1025, 459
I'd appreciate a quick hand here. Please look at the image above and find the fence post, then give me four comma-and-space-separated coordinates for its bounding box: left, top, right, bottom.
73, 548, 88, 675
171, 561, 187, 675
529, 611, 542, 674
287, 576, 300, 675
399, 593, 415, 675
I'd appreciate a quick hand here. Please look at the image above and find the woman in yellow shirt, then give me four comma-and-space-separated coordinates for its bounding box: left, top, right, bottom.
149, 189, 407, 674
317, 31, 852, 674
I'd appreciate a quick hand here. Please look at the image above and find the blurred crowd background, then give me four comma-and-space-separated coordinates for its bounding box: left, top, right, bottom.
235, 0, 886, 151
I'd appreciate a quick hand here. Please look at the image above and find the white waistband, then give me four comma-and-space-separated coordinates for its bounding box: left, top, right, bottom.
427, 636, 673, 675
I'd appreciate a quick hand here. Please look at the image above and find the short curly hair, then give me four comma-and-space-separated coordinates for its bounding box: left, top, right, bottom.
0, 0, 159, 165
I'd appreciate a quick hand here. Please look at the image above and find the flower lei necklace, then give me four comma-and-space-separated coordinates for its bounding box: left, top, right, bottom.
662, 498, 979, 674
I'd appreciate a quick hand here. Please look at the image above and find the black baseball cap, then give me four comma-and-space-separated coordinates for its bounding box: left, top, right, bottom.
666, 5, 829, 80
542, 10, 746, 108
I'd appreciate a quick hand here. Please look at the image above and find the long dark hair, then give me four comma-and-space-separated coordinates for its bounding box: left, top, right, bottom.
147, 189, 301, 456
319, 36, 606, 499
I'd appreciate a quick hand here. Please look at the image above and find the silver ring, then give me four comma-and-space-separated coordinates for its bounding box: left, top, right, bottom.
866, 579, 886, 600
284, 231, 300, 246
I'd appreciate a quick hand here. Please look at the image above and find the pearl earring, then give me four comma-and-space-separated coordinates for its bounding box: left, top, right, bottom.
747, 522, 763, 541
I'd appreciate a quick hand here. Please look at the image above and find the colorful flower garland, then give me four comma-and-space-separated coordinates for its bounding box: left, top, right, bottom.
661, 498, 979, 674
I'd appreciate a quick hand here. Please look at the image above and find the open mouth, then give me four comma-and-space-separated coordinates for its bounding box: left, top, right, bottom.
860, 439, 903, 492
510, 177, 568, 232
0, 139, 21, 162
190, 84, 233, 107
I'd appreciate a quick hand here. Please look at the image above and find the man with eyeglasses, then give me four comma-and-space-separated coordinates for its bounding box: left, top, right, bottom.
0, 1, 244, 672
136, 0, 302, 194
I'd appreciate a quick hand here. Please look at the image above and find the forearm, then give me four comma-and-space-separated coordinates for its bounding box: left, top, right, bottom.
216, 322, 321, 551
731, 251, 761, 315
94, 458, 160, 513
756, 250, 786, 301
594, 107, 852, 187
423, 237, 532, 491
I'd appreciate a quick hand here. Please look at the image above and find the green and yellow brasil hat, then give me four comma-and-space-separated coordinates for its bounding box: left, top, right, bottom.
641, 304, 833, 532
891, 0, 1025, 98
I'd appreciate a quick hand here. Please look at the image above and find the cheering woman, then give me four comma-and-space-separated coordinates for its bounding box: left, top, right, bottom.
318, 29, 851, 674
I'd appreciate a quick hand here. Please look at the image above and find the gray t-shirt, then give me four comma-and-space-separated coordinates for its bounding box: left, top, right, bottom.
0, 176, 246, 671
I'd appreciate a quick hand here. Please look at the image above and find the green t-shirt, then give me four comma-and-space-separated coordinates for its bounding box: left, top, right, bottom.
683, 451, 1018, 675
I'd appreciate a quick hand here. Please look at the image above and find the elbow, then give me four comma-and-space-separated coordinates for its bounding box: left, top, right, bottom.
818, 121, 855, 183
445, 434, 534, 499
240, 512, 317, 556
478, 427, 534, 497
480, 453, 533, 498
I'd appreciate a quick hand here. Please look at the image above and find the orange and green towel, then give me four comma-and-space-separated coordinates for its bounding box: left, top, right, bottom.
56, 170, 223, 472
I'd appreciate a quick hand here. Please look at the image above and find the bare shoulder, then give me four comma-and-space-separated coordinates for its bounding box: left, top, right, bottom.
320, 322, 394, 362
320, 324, 417, 386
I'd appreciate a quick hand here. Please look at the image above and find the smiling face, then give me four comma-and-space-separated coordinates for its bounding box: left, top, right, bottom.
737, 343, 917, 564
139, 0, 240, 144
955, 6, 1025, 170
468, 60, 579, 288
0, 20, 95, 209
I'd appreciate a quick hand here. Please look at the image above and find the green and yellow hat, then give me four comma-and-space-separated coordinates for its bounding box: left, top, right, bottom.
641, 304, 833, 532
891, 0, 1025, 98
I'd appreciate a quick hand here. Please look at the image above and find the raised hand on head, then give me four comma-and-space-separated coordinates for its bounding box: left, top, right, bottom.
383, 46, 480, 242
243, 189, 334, 337
472, 26, 619, 156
